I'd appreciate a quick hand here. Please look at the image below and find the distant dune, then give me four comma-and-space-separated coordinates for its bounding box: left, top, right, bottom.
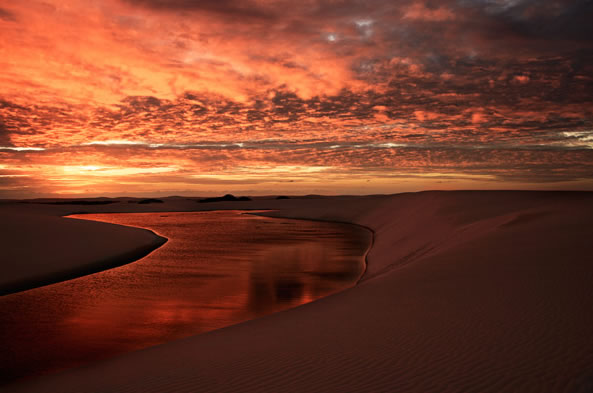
198, 194, 252, 203
2, 191, 593, 392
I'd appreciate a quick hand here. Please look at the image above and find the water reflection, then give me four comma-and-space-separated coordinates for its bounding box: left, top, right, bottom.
0, 211, 369, 385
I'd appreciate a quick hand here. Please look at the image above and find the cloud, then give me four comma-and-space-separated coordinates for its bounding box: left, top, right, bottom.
0, 121, 12, 146
123, 0, 277, 20
0, 7, 16, 22
402, 3, 456, 21
0, 0, 592, 195
453, 0, 593, 49
0, 146, 45, 152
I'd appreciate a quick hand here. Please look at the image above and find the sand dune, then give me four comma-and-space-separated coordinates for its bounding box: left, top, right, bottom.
0, 210, 166, 296
2, 191, 593, 392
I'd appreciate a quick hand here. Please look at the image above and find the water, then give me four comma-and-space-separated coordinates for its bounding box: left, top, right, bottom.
0, 211, 370, 385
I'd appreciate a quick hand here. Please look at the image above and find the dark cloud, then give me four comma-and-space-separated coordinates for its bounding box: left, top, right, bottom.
120, 96, 163, 111
124, 0, 278, 20
0, 7, 16, 22
0, 99, 26, 110
0, 121, 12, 146
362, 0, 593, 68
124, 0, 386, 21
457, 0, 593, 43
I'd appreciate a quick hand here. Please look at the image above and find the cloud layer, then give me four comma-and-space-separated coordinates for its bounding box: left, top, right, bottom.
0, 0, 592, 197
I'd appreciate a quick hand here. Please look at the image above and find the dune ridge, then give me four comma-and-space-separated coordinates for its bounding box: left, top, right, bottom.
2, 191, 593, 392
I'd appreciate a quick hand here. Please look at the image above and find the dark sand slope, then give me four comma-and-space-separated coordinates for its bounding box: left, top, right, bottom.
3, 191, 593, 392
0, 211, 167, 295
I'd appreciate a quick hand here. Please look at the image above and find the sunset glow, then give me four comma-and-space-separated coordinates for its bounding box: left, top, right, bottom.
1, 0, 592, 197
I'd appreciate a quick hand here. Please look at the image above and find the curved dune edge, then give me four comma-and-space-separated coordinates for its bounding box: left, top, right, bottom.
4, 191, 593, 392
0, 214, 167, 296
0, 235, 167, 296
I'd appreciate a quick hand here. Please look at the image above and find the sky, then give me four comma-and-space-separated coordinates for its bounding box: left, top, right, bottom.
1, 0, 592, 198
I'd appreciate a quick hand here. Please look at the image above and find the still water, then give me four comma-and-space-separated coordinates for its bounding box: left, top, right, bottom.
0, 211, 370, 385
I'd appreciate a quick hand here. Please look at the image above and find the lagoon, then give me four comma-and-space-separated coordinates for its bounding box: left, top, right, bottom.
0, 211, 370, 385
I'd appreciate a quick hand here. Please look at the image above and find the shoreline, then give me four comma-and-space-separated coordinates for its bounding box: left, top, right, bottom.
0, 209, 371, 297
250, 211, 375, 285
0, 213, 168, 296
0, 236, 167, 296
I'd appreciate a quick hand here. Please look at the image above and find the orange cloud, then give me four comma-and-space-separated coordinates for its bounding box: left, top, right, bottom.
1, 0, 593, 197
402, 2, 456, 21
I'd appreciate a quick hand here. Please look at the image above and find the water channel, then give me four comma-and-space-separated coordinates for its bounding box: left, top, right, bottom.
0, 211, 370, 385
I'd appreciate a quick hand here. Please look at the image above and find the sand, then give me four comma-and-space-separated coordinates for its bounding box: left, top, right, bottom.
1, 191, 593, 392
0, 208, 167, 295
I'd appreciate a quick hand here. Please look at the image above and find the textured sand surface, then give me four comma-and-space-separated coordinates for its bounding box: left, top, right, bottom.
2, 191, 593, 392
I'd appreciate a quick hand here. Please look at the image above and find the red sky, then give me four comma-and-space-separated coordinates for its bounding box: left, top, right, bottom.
1, 0, 592, 197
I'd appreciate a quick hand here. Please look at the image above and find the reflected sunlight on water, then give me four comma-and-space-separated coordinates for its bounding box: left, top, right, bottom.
0, 211, 370, 385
